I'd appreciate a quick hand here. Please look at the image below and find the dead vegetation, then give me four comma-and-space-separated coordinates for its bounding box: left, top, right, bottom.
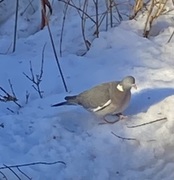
1, 0, 174, 105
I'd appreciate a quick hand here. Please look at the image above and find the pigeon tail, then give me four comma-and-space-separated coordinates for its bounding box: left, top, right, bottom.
65, 95, 78, 104
51, 101, 68, 107
51, 95, 78, 107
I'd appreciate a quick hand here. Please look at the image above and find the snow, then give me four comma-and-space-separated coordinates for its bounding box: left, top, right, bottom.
1, 0, 174, 179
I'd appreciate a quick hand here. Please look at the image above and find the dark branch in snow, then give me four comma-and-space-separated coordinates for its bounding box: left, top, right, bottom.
8, 79, 21, 108
0, 160, 66, 170
127, 117, 167, 128
12, 0, 19, 52
17, 167, 32, 180
23, 44, 46, 99
0, 161, 65, 180
0, 171, 7, 180
3, 164, 22, 180
111, 131, 137, 141
6, 108, 15, 114
46, 20, 68, 92
25, 91, 30, 104
0, 84, 21, 108
20, 0, 36, 16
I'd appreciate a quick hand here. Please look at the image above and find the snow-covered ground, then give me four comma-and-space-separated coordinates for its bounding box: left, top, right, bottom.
1, 0, 174, 179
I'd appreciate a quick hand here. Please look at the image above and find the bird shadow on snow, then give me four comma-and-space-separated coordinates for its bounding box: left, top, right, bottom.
57, 108, 97, 134
127, 87, 174, 115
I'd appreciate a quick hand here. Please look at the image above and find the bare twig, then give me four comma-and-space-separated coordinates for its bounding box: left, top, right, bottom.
13, 0, 19, 52
3, 164, 22, 180
23, 44, 46, 98
143, 0, 168, 37
59, 0, 70, 57
25, 91, 30, 104
0, 160, 66, 170
111, 131, 137, 141
105, 0, 109, 31
20, 0, 35, 16
109, 0, 113, 27
81, 0, 91, 51
58, 0, 96, 23
7, 108, 15, 114
46, 16, 68, 92
0, 85, 21, 107
167, 30, 174, 43
8, 79, 21, 107
8, 79, 17, 98
0, 171, 7, 180
17, 167, 32, 180
127, 117, 167, 128
93, 0, 99, 37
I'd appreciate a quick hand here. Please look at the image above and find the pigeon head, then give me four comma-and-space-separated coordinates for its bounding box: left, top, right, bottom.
118, 76, 137, 91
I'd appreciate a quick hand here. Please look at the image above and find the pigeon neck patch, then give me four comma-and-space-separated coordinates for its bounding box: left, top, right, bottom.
117, 84, 124, 92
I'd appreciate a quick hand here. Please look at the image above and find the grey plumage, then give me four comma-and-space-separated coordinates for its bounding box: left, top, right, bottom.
52, 76, 136, 118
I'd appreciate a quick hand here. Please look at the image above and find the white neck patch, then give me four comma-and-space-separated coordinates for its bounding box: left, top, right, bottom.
117, 84, 124, 92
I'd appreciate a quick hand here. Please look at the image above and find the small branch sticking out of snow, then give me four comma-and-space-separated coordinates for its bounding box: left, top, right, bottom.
111, 131, 137, 141
3, 164, 22, 180
0, 160, 66, 180
25, 91, 30, 104
16, 166, 31, 180
23, 43, 46, 99
0, 81, 21, 108
0, 160, 66, 170
46, 19, 68, 92
0, 171, 7, 180
127, 117, 167, 128
12, 0, 19, 52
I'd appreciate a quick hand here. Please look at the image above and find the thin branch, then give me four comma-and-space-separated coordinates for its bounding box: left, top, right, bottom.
81, 0, 91, 51
23, 43, 46, 99
17, 167, 32, 180
127, 117, 167, 128
0, 161, 66, 170
58, 0, 96, 24
7, 108, 15, 114
8, 79, 21, 108
59, 0, 70, 57
25, 91, 30, 104
111, 131, 137, 141
8, 79, 17, 98
13, 0, 19, 52
46, 17, 68, 92
39, 43, 46, 80
167, 30, 174, 43
0, 85, 21, 108
109, 0, 113, 27
3, 164, 21, 180
20, 0, 35, 16
93, 0, 99, 37
0, 171, 7, 180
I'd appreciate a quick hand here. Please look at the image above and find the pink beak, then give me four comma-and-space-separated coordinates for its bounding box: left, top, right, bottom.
132, 84, 137, 89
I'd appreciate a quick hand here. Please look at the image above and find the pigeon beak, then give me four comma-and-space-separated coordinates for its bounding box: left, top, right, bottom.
132, 84, 137, 89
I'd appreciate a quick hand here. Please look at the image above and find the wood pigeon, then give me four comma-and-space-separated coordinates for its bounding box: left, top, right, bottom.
52, 76, 136, 123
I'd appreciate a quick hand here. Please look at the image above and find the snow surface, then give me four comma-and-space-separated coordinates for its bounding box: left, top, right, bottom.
0, 0, 174, 179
